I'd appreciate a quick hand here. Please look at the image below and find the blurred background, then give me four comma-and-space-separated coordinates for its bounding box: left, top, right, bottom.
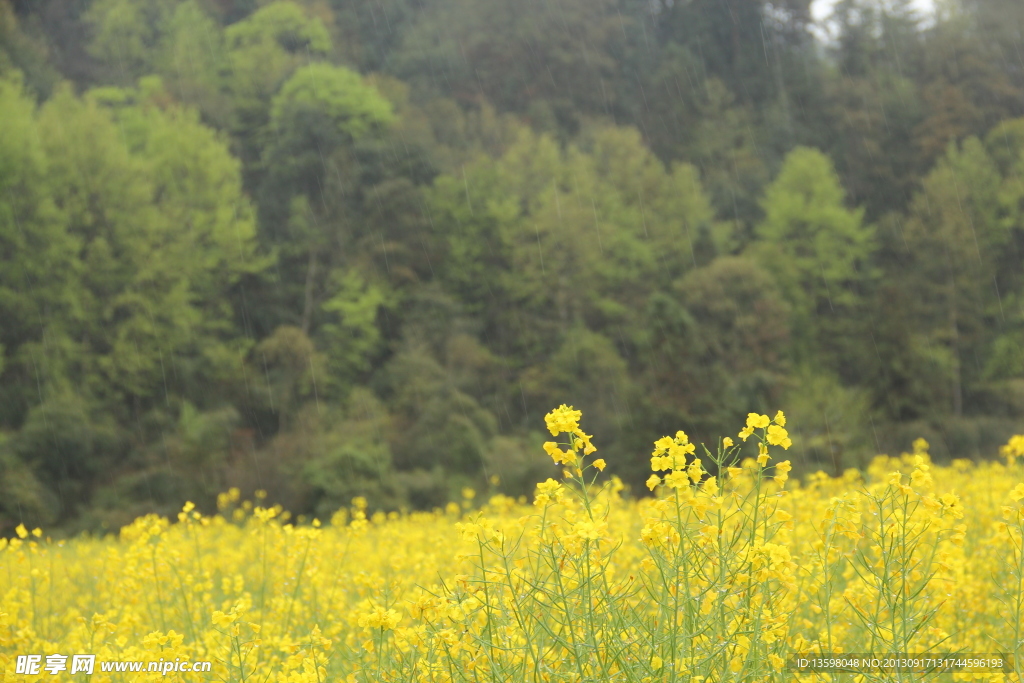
0, 0, 1022, 533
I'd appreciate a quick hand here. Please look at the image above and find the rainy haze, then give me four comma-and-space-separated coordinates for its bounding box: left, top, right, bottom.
1, 0, 1023, 531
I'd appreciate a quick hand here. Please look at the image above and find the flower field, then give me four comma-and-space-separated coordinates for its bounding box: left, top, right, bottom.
3, 407, 1024, 682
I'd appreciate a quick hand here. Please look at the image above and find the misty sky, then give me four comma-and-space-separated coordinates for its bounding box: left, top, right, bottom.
811, 0, 937, 23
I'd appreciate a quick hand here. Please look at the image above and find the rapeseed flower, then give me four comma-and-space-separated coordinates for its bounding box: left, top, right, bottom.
1010, 483, 1024, 502
358, 607, 401, 631
4, 415, 1023, 683
748, 413, 770, 429
545, 404, 582, 435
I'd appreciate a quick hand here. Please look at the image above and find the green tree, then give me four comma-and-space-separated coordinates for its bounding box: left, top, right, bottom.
259, 62, 394, 335
915, 0, 1023, 165
222, 1, 333, 183
318, 269, 390, 390
155, 0, 229, 123
392, 0, 632, 128
0, 77, 264, 522
39, 79, 262, 407
900, 137, 1005, 417
0, 1, 58, 95
0, 75, 78, 426
689, 80, 771, 237
428, 124, 718, 363
85, 0, 181, 84
752, 146, 874, 372
635, 256, 791, 459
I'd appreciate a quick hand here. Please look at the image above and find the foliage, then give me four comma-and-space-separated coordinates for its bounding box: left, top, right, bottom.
2, 0, 1024, 527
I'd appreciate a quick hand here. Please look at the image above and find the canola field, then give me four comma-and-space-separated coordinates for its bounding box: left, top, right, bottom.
3, 406, 1024, 682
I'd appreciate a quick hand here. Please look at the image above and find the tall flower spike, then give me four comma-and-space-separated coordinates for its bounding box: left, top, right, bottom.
545, 404, 582, 436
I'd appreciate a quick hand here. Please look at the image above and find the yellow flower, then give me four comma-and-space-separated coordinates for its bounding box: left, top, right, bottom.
545, 404, 582, 436
572, 520, 606, 540
573, 429, 597, 455
592, 459, 606, 472
212, 611, 236, 627
774, 460, 791, 482
646, 475, 661, 490
1002, 434, 1024, 464
686, 459, 704, 483
773, 410, 786, 427
359, 607, 401, 631
738, 426, 754, 441
664, 470, 689, 489
15, 524, 27, 539
769, 653, 786, 671
142, 632, 169, 650
543, 441, 573, 465
766, 424, 789, 447
668, 442, 695, 466
537, 478, 561, 495
651, 656, 664, 670
746, 413, 770, 429
911, 468, 933, 489
722, 437, 734, 448
1010, 483, 1024, 502
939, 492, 964, 519
535, 478, 563, 505
652, 436, 674, 455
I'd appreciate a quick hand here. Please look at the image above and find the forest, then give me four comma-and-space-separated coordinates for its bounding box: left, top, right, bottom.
1, 0, 1023, 533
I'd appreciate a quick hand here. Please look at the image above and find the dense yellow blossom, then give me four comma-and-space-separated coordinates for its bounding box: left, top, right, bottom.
3, 412, 1024, 682
544, 404, 582, 436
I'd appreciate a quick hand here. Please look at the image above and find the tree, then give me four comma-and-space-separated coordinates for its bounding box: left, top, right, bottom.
43, 79, 262, 406
428, 124, 718, 365
85, 0, 181, 85
899, 137, 1005, 416
259, 62, 394, 335
222, 1, 333, 185
155, 0, 230, 124
0, 75, 78, 427
392, 0, 632, 127
318, 269, 390, 391
752, 146, 874, 373
0, 0, 58, 95
688, 79, 771, 237
0, 75, 266, 522
635, 256, 791, 458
